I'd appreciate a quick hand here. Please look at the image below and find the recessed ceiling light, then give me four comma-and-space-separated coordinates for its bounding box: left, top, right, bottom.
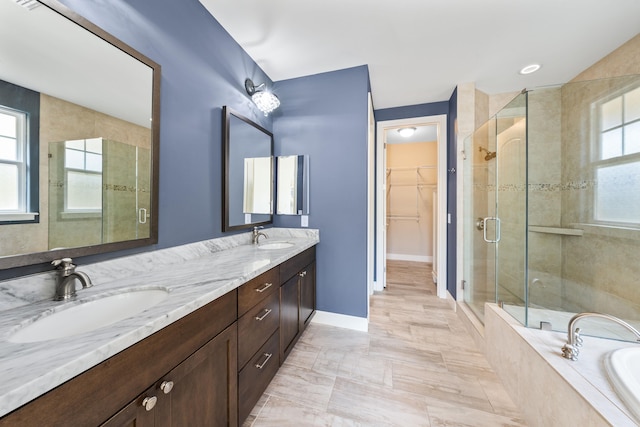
397, 127, 416, 137
519, 64, 541, 75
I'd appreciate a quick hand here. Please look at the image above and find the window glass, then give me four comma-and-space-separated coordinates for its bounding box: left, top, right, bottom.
624, 121, 640, 155
624, 86, 640, 123
595, 163, 640, 223
601, 97, 622, 130
65, 148, 85, 169
0, 114, 16, 138
0, 136, 18, 161
0, 163, 19, 210
601, 128, 622, 159
66, 170, 102, 211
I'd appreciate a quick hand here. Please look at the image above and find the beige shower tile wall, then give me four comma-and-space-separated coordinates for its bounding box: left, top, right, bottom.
526, 87, 564, 310
571, 34, 640, 83
559, 34, 640, 321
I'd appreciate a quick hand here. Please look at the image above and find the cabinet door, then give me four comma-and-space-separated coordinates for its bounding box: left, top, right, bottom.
156, 323, 238, 427
100, 386, 156, 427
280, 274, 299, 362
299, 261, 316, 329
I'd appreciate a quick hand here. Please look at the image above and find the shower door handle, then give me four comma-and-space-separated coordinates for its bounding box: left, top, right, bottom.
482, 217, 501, 243
138, 208, 148, 224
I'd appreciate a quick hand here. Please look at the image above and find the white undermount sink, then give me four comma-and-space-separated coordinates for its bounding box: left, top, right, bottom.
605, 346, 640, 422
8, 288, 169, 343
258, 242, 294, 250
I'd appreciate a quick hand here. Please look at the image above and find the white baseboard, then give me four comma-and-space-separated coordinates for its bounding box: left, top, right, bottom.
310, 310, 369, 332
386, 253, 432, 263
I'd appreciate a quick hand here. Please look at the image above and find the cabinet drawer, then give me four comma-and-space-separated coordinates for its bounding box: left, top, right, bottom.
238, 330, 280, 423
280, 246, 315, 283
238, 290, 280, 369
238, 267, 279, 316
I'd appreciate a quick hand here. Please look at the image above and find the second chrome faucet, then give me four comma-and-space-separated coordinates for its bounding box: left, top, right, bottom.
252, 226, 268, 245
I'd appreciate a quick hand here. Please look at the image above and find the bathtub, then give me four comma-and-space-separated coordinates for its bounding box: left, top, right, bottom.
463, 303, 640, 426
605, 347, 640, 423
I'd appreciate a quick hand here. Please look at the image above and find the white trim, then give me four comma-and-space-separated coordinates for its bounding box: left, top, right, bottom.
310, 310, 369, 332
367, 93, 375, 309
0, 212, 39, 222
375, 115, 448, 299
386, 253, 432, 263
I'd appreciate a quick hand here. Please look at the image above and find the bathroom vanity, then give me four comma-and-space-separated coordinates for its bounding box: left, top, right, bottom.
0, 229, 318, 426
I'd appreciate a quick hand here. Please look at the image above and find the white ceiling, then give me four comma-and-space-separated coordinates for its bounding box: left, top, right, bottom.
199, 0, 640, 110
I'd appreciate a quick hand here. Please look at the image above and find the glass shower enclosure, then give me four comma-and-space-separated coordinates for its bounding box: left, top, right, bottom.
463, 74, 640, 341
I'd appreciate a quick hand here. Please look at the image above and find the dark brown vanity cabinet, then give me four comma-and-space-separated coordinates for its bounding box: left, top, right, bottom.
0, 291, 238, 427
101, 324, 237, 427
279, 247, 316, 362
237, 267, 281, 423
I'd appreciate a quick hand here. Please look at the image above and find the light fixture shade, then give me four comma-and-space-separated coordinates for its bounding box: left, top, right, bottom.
398, 127, 416, 137
252, 91, 280, 116
245, 78, 280, 116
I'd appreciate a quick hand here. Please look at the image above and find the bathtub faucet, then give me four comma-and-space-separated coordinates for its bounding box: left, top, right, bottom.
561, 312, 640, 361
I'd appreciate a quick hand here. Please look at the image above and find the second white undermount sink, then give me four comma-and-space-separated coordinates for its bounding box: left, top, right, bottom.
258, 242, 294, 250
9, 288, 169, 343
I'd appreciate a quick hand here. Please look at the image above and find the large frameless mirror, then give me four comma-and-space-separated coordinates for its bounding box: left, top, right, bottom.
0, 0, 160, 269
222, 106, 273, 231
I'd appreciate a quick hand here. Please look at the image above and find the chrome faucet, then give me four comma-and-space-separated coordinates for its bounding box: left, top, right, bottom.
52, 258, 93, 301
561, 312, 640, 361
252, 226, 268, 245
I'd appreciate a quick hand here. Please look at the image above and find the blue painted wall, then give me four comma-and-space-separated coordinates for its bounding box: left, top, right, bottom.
375, 101, 449, 121
273, 66, 371, 318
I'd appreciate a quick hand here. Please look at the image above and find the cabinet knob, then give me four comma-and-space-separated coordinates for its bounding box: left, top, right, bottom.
299, 271, 307, 277
142, 396, 157, 411
160, 380, 174, 394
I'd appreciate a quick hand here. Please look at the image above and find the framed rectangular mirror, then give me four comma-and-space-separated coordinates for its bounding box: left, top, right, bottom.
0, 0, 160, 270
222, 106, 273, 231
276, 155, 310, 215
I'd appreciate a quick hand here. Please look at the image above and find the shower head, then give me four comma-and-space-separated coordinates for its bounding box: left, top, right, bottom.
478, 146, 497, 161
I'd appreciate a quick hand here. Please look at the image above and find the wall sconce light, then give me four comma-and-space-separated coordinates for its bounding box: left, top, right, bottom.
397, 127, 416, 137
245, 78, 280, 116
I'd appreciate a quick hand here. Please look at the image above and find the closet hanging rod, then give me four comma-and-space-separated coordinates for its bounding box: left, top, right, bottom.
386, 165, 436, 172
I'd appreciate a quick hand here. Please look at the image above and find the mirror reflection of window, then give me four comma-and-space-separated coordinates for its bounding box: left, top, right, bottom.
594, 86, 640, 224
277, 155, 298, 215
243, 156, 272, 215
0, 107, 27, 213
64, 138, 103, 212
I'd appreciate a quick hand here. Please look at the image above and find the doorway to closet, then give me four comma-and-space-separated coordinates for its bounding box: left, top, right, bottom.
374, 115, 447, 299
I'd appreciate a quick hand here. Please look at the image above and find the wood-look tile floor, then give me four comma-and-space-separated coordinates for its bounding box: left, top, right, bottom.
243, 260, 527, 426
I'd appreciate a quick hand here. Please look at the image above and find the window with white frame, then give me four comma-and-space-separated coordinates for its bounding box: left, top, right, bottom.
0, 106, 28, 214
64, 138, 103, 212
594, 86, 640, 225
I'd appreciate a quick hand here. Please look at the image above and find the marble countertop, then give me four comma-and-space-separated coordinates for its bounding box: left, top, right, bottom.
0, 228, 319, 417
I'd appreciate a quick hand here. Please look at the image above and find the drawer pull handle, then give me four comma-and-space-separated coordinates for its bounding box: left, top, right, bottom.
255, 282, 273, 293
142, 396, 157, 411
299, 271, 307, 277
255, 352, 273, 369
255, 308, 272, 321
160, 380, 174, 394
